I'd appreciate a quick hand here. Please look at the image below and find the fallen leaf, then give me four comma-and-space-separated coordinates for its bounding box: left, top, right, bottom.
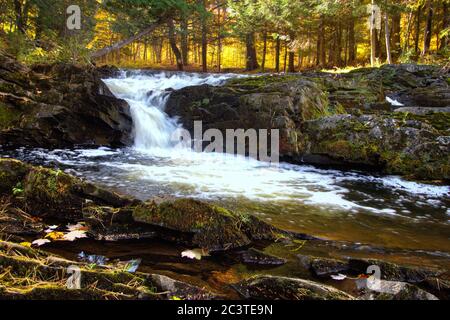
45, 231, 65, 240
63, 230, 88, 241
331, 274, 347, 281
181, 249, 209, 261
20, 242, 32, 248
67, 222, 88, 232
45, 225, 59, 233
32, 239, 51, 247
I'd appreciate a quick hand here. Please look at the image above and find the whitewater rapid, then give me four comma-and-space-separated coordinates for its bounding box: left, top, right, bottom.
12, 71, 447, 220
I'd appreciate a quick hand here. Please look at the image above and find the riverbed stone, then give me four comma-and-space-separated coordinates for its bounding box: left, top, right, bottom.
238, 248, 287, 266
348, 258, 442, 283
0, 53, 132, 149
233, 275, 354, 300
297, 254, 349, 277
132, 198, 277, 251
357, 280, 439, 300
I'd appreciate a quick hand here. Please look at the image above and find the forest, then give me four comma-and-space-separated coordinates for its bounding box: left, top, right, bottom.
0, 0, 449, 303
1, 0, 449, 71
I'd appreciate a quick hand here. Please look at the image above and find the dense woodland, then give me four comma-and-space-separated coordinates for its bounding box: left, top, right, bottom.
1, 0, 449, 72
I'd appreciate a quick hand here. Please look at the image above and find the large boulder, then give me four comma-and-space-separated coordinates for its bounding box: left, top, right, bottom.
0, 159, 136, 220
0, 53, 132, 148
299, 114, 450, 180
233, 275, 354, 300
132, 197, 278, 251
166, 75, 336, 157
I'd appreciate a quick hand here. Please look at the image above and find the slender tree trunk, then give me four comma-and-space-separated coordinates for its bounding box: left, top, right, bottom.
336, 23, 343, 66
275, 36, 281, 72
319, 18, 326, 66
283, 40, 288, 72
13, 0, 24, 33
348, 17, 356, 65
441, 2, 449, 50
385, 7, 392, 64
404, 9, 414, 53
422, 0, 433, 56
217, 7, 222, 72
415, 6, 422, 54
168, 19, 184, 71
181, 16, 189, 65
261, 31, 267, 72
245, 32, 259, 71
288, 51, 295, 73
370, 0, 377, 66
391, 12, 401, 61
201, 1, 208, 72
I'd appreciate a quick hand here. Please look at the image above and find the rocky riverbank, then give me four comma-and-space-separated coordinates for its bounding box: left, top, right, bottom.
166, 65, 450, 181
0, 159, 448, 300
0, 53, 449, 300
0, 52, 131, 148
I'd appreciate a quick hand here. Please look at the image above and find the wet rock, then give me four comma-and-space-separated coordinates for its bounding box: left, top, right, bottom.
297, 254, 349, 277
419, 277, 450, 300
0, 240, 219, 300
348, 258, 441, 283
300, 113, 450, 180
0, 159, 136, 220
83, 204, 157, 241
238, 248, 287, 266
0, 53, 132, 149
149, 274, 218, 300
0, 240, 157, 300
394, 107, 450, 115
0, 202, 44, 237
357, 280, 438, 300
166, 75, 336, 157
133, 198, 278, 252
233, 275, 354, 300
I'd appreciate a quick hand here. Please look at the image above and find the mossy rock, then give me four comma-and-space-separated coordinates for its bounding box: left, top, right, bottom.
0, 102, 22, 129
302, 114, 450, 181
0, 158, 30, 194
233, 275, 354, 300
22, 166, 84, 219
348, 258, 441, 283
133, 198, 276, 251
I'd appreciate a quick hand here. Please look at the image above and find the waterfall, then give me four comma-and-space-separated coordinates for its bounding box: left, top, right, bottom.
103, 71, 236, 151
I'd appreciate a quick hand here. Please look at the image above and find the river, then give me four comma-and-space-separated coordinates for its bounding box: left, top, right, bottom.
3, 70, 449, 267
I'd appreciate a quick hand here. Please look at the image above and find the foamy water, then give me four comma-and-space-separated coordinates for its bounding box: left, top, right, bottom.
10, 68, 448, 220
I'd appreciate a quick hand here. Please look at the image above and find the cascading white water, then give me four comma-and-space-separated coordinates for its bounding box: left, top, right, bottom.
103, 72, 237, 151
99, 71, 450, 215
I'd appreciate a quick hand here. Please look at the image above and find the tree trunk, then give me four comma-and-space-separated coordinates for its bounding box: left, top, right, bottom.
13, 0, 25, 33
168, 20, 184, 71
415, 6, 422, 54
288, 51, 295, 73
275, 36, 281, 72
391, 12, 401, 60
283, 40, 288, 72
404, 9, 414, 53
348, 17, 356, 65
441, 2, 449, 50
385, 8, 393, 64
261, 31, 267, 72
370, 0, 377, 66
422, 0, 433, 56
201, 1, 208, 72
181, 16, 189, 65
245, 33, 259, 71
317, 18, 326, 67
